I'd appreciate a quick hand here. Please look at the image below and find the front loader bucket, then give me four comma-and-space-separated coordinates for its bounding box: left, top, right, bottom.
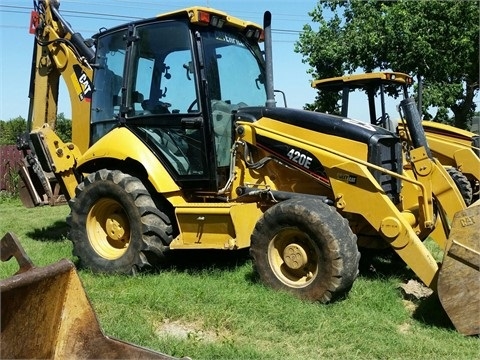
0, 232, 178, 359
437, 202, 480, 336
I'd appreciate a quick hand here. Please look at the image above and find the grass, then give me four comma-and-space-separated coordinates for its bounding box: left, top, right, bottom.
1, 198, 478, 359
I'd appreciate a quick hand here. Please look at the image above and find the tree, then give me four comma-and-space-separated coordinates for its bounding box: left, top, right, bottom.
0, 113, 71, 145
0, 116, 26, 145
55, 112, 72, 143
295, 0, 479, 129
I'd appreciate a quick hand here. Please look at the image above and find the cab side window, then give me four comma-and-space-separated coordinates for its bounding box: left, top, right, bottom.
129, 22, 197, 116
91, 29, 126, 143
162, 50, 198, 114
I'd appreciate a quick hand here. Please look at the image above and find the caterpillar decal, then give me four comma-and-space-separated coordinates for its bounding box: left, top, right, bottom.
71, 64, 93, 102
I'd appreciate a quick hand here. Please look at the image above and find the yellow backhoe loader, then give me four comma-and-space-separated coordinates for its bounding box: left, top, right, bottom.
16, 0, 479, 335
311, 72, 480, 205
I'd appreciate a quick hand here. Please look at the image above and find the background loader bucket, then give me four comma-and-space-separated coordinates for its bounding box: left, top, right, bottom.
0, 232, 179, 359
437, 202, 480, 336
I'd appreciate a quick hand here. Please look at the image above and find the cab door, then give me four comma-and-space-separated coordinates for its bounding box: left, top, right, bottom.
124, 20, 216, 190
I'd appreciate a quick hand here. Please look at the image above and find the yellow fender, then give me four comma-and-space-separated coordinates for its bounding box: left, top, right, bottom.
77, 127, 180, 194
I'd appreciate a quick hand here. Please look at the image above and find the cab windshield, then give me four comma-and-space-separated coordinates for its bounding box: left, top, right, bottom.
201, 29, 267, 109
200, 29, 267, 168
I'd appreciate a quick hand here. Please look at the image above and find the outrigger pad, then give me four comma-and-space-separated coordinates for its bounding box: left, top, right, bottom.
437, 203, 480, 336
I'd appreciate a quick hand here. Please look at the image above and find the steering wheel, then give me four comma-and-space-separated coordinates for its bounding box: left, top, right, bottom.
142, 99, 171, 114
187, 99, 198, 113
375, 113, 390, 126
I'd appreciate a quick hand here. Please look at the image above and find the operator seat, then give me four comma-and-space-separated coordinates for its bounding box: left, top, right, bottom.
211, 100, 247, 167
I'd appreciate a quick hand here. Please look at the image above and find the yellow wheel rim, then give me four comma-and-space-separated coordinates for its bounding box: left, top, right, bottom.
268, 227, 319, 288
86, 198, 131, 260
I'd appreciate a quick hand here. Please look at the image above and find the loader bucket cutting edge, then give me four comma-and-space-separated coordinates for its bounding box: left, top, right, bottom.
437, 202, 480, 336
0, 232, 179, 359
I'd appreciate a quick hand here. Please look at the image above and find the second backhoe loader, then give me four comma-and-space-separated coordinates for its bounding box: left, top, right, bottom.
17, 0, 479, 335
312, 72, 480, 205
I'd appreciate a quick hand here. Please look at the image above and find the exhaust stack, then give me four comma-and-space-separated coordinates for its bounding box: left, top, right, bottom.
263, 11, 276, 108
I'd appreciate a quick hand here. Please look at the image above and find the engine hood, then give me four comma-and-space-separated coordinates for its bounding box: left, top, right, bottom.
235, 106, 396, 145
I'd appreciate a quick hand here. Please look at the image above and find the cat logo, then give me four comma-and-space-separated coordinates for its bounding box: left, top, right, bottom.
71, 64, 93, 102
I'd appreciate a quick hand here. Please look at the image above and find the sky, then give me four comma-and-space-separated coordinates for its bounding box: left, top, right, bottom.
0, 0, 325, 121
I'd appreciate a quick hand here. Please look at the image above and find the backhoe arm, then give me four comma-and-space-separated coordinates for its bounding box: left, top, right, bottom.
29, 0, 94, 151
18, 0, 95, 207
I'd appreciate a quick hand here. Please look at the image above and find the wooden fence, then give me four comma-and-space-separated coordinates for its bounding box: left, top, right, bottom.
0, 145, 24, 193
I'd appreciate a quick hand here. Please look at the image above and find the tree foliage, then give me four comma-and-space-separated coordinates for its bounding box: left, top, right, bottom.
55, 112, 72, 143
0, 113, 72, 145
0, 117, 27, 145
296, 0, 479, 129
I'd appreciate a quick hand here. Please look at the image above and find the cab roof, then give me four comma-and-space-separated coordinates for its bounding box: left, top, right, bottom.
312, 72, 413, 90
95, 6, 263, 41
157, 6, 262, 31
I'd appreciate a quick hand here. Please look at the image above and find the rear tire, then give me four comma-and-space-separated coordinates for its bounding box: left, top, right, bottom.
447, 167, 473, 206
68, 169, 172, 274
250, 198, 360, 303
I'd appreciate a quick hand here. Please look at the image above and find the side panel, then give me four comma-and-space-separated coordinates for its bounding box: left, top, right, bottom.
171, 202, 263, 249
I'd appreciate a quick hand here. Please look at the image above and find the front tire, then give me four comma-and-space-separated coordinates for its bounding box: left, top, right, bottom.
68, 169, 172, 274
250, 198, 360, 303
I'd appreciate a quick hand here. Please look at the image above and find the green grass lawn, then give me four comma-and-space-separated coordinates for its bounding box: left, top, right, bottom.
1, 197, 478, 359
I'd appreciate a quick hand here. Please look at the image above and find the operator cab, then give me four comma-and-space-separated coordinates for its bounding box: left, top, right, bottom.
90, 9, 267, 192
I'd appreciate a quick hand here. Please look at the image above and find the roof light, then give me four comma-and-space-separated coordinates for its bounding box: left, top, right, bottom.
195, 10, 226, 28
210, 15, 225, 28
197, 10, 210, 24
29, 11, 39, 34
245, 26, 262, 40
